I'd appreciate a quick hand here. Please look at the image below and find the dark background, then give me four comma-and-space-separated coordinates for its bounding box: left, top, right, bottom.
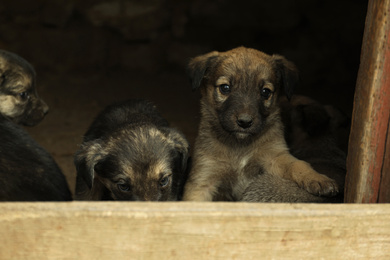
0, 0, 367, 193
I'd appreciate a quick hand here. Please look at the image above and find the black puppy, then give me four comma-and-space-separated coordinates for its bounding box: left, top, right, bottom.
0, 49, 72, 201
281, 95, 347, 201
242, 96, 347, 202
74, 99, 190, 201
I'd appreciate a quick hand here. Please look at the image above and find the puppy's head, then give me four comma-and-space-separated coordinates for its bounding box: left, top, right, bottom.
187, 46, 299, 143
280, 95, 350, 151
74, 125, 190, 201
0, 50, 49, 126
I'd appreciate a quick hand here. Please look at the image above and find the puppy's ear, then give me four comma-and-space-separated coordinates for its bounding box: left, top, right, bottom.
187, 51, 219, 90
164, 128, 190, 173
272, 55, 299, 100
0, 73, 4, 86
74, 141, 106, 189
0, 60, 5, 85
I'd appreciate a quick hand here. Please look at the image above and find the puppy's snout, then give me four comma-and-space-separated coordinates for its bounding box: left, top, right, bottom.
237, 114, 253, 129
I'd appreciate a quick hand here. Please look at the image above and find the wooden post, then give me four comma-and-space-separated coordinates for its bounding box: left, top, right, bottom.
344, 0, 390, 203
378, 120, 390, 202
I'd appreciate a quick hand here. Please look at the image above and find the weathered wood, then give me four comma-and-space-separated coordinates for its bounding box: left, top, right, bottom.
0, 202, 389, 259
345, 0, 390, 203
378, 119, 390, 202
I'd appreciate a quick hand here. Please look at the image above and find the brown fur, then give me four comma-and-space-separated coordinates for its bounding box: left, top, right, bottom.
182, 47, 339, 202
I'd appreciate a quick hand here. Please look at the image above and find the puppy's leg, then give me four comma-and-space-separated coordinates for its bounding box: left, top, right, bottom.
182, 181, 217, 201
267, 152, 339, 197
182, 162, 222, 201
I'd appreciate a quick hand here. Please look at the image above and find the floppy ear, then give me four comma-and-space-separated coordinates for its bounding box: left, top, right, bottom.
0, 57, 5, 85
187, 51, 219, 90
74, 140, 106, 189
0, 73, 4, 86
272, 55, 299, 100
164, 128, 190, 173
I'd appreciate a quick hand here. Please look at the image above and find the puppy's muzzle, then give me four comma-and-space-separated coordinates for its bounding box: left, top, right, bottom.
237, 114, 253, 129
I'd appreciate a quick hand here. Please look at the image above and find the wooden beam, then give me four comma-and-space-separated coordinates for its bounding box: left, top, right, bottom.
344, 0, 390, 202
0, 202, 389, 259
378, 119, 390, 202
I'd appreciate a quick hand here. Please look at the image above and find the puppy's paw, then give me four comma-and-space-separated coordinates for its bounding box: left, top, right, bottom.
289, 160, 339, 197
300, 174, 339, 197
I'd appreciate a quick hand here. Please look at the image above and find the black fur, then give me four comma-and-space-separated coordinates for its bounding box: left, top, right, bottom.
83, 99, 169, 142
0, 115, 72, 201
74, 99, 190, 201
282, 97, 347, 202
187, 51, 220, 91
0, 49, 71, 201
242, 98, 347, 203
272, 54, 299, 100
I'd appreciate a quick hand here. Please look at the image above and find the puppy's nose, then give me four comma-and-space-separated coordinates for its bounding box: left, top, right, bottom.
237, 114, 253, 129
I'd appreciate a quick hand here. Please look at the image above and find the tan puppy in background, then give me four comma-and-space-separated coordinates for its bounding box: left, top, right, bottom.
183, 47, 339, 201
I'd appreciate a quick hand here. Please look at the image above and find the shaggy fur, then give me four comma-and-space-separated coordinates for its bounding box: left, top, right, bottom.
74, 99, 190, 201
182, 47, 339, 202
0, 49, 72, 201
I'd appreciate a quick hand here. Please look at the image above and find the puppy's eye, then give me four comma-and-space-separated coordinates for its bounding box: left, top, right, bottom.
160, 175, 171, 188
261, 88, 272, 100
19, 92, 29, 100
117, 183, 131, 192
219, 84, 231, 94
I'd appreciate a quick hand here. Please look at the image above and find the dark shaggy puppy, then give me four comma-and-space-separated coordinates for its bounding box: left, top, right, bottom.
183, 47, 339, 202
0, 116, 72, 201
74, 99, 190, 201
0, 49, 72, 201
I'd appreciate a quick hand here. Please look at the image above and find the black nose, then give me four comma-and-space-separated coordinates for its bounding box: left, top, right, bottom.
237, 114, 253, 129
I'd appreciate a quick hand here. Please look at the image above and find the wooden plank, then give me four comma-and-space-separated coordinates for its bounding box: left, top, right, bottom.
0, 202, 389, 259
344, 0, 390, 203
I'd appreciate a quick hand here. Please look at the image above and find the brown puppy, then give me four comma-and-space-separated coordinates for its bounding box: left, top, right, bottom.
182, 47, 339, 201
0, 49, 72, 201
74, 99, 190, 201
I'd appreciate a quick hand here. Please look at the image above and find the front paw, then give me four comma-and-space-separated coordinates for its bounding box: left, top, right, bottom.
301, 174, 339, 197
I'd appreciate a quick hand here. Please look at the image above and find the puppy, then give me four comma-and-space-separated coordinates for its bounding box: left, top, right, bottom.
0, 49, 72, 201
242, 96, 347, 202
182, 46, 339, 201
74, 99, 190, 201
